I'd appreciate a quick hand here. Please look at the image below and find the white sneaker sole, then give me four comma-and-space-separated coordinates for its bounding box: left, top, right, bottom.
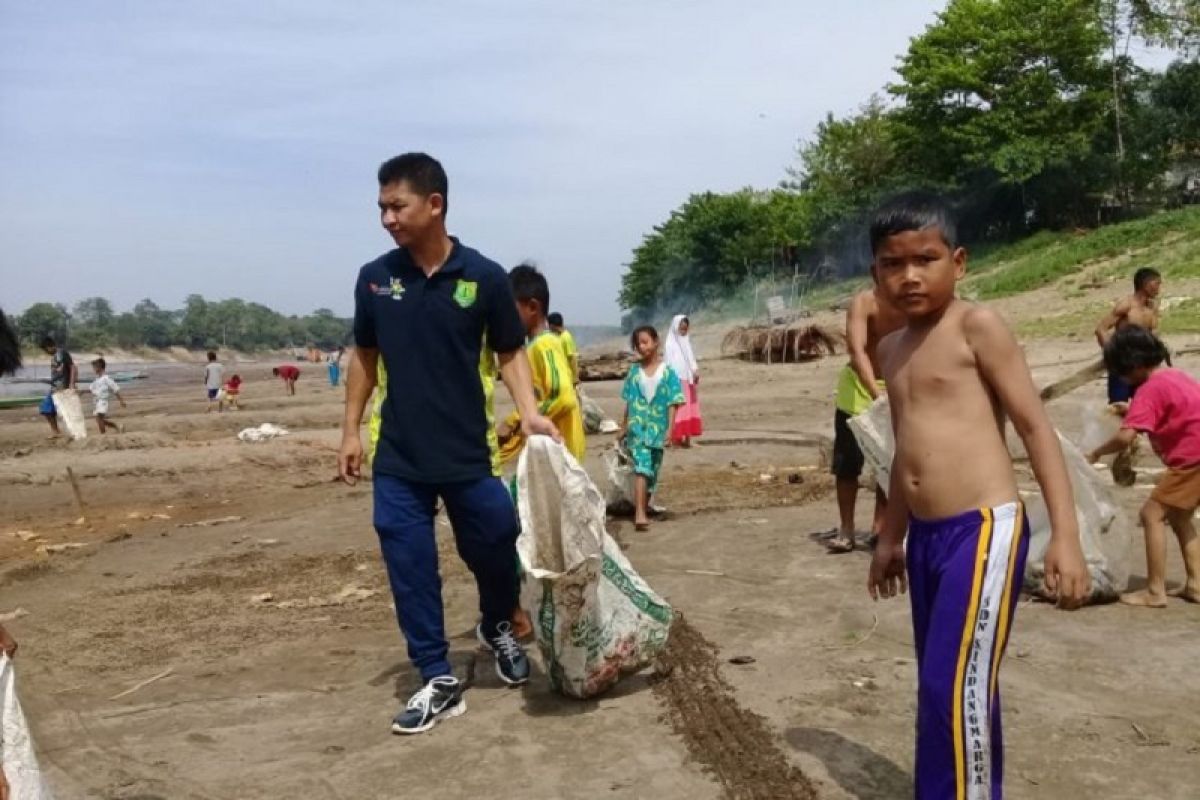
476, 627, 531, 687
391, 699, 466, 735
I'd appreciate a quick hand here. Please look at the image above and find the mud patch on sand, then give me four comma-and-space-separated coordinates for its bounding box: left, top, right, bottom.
651, 614, 817, 800
665, 466, 833, 516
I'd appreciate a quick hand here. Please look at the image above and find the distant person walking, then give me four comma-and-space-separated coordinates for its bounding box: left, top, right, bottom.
1095, 267, 1162, 407
338, 152, 559, 736
664, 314, 702, 447
548, 312, 579, 385
89, 358, 126, 434
204, 351, 224, 412
620, 324, 685, 531
39, 335, 76, 438
273, 364, 300, 395
327, 346, 345, 387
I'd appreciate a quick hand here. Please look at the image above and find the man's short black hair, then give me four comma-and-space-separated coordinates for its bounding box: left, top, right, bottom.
0, 309, 21, 376
869, 190, 959, 255
40, 334, 57, 350
630, 325, 659, 350
1103, 325, 1169, 376
377, 153, 449, 213
207, 351, 218, 361
509, 262, 550, 314
93, 357, 107, 370
1133, 267, 1161, 292
547, 312, 564, 327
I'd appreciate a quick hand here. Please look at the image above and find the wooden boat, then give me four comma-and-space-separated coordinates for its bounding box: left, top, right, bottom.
0, 395, 43, 409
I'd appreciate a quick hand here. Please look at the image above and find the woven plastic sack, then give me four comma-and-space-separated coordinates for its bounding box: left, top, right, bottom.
1, 655, 54, 800
516, 437, 672, 698
848, 397, 1128, 604
51, 390, 87, 441
602, 443, 636, 515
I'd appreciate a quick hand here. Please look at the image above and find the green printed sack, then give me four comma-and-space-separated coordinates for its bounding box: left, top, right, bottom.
515, 437, 672, 699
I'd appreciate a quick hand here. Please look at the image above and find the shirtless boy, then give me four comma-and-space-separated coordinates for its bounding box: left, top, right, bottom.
1095, 267, 1161, 405
866, 192, 1089, 799
828, 280, 906, 552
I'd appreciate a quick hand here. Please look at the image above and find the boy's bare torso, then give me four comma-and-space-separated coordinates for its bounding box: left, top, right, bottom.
881, 300, 1019, 520
1118, 294, 1158, 331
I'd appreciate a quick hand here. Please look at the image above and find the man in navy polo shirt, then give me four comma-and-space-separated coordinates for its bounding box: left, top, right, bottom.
338, 153, 560, 735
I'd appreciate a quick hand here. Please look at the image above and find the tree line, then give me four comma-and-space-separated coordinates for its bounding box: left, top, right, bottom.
7, 295, 351, 353
619, 0, 1200, 316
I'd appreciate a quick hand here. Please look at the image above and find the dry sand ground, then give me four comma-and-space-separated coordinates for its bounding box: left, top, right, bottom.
2, 333, 1199, 799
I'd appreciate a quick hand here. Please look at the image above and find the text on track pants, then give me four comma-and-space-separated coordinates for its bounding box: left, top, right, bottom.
373, 473, 520, 682
907, 502, 1030, 800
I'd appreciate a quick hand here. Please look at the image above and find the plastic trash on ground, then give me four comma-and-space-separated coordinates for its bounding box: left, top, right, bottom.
579, 388, 616, 435
515, 437, 672, 698
237, 423, 290, 443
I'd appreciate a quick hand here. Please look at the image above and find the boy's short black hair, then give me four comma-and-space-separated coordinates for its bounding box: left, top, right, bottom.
869, 190, 959, 255
93, 357, 106, 370
1103, 325, 1169, 376
0, 309, 21, 376
207, 351, 218, 361
630, 325, 659, 350
40, 334, 57, 350
509, 262, 550, 314
377, 153, 449, 214
1133, 267, 1161, 291
547, 312, 564, 327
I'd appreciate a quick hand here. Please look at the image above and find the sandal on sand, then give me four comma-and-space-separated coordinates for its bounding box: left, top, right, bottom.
635, 522, 650, 532
826, 534, 856, 553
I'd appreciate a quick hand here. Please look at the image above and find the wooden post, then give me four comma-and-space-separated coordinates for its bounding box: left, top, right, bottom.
65, 466, 86, 515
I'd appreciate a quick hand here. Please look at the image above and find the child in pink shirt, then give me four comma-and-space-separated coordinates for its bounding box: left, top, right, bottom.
1087, 326, 1200, 607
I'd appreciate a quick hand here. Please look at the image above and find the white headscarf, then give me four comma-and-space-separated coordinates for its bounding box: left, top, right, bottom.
664, 314, 699, 384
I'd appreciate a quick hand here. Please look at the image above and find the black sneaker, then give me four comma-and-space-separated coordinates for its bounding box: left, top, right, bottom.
476, 621, 531, 686
391, 676, 465, 735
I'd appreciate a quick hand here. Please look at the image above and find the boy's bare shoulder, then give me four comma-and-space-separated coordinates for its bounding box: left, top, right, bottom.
960, 301, 1012, 340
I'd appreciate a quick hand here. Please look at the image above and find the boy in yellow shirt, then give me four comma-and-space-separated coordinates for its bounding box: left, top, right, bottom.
497, 263, 586, 464
548, 312, 579, 385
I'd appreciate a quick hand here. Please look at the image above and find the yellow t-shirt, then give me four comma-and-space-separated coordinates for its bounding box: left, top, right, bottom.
835, 364, 883, 416
499, 331, 586, 464
558, 328, 579, 382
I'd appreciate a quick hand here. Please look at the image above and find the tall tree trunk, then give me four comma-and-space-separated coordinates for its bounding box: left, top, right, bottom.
1111, 2, 1128, 204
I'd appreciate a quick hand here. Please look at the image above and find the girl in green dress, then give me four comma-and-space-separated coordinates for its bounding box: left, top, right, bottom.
619, 325, 685, 530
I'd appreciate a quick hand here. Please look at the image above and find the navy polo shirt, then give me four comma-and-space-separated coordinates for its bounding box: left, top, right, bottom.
353, 238, 525, 483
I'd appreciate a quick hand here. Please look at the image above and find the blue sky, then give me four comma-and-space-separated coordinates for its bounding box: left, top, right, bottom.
1, 0, 958, 324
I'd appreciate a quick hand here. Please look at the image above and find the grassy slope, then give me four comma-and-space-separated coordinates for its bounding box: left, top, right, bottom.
963, 206, 1200, 336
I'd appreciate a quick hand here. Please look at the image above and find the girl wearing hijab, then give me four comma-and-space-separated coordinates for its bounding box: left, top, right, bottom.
665, 314, 702, 447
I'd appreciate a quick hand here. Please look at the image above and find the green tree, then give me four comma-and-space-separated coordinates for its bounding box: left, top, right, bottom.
178, 294, 213, 349
304, 308, 350, 348
1152, 58, 1200, 153
17, 302, 69, 345
891, 0, 1110, 221
132, 299, 176, 348
784, 95, 902, 232
73, 297, 114, 329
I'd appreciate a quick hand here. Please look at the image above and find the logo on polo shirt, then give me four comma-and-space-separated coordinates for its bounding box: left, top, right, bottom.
453, 279, 478, 309
370, 278, 406, 300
